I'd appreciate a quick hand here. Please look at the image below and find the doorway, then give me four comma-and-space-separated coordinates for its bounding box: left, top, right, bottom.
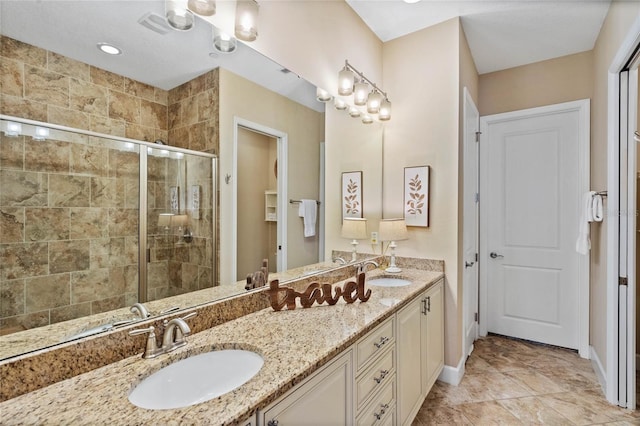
232, 118, 288, 282
479, 100, 590, 357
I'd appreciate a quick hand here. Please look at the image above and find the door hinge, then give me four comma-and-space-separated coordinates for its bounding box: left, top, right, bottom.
619, 276, 628, 286
475, 192, 480, 203
475, 131, 481, 143
474, 312, 478, 322
475, 253, 479, 262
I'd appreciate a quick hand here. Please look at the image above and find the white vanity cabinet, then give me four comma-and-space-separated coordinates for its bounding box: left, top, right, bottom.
257, 349, 353, 425
396, 279, 444, 426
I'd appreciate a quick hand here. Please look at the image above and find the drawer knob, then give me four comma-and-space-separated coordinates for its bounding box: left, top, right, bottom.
373, 336, 389, 349
268, 420, 279, 426
373, 369, 389, 384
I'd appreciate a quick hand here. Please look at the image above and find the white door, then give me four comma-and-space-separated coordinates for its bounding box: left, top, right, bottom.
480, 100, 590, 352
463, 87, 479, 359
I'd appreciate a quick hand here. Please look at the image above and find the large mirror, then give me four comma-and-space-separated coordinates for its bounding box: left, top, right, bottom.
0, 0, 381, 360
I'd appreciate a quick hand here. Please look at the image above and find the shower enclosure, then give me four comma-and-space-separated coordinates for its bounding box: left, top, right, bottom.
0, 117, 217, 335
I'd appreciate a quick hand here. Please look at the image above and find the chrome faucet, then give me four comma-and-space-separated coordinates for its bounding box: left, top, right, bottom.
162, 313, 195, 352
357, 260, 379, 274
129, 312, 197, 359
130, 303, 150, 319
332, 256, 347, 265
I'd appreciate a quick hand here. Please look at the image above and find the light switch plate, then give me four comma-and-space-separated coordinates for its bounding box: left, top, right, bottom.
371, 231, 378, 245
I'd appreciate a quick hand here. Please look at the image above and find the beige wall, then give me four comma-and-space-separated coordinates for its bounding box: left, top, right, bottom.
324, 109, 383, 260
591, 1, 640, 370
382, 18, 464, 367
478, 51, 594, 116
218, 68, 324, 285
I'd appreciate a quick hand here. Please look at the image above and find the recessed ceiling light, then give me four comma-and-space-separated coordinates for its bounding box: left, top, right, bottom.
97, 43, 122, 55
403, 0, 421, 3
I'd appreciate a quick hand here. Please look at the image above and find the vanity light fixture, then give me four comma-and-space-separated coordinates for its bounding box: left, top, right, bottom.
342, 218, 368, 262
187, 0, 216, 16
378, 218, 408, 273
213, 28, 237, 54
334, 98, 347, 110
235, 0, 259, 42
97, 42, 122, 55
337, 60, 392, 121
4, 121, 22, 137
316, 88, 332, 102
348, 106, 361, 118
33, 127, 49, 141
362, 114, 373, 124
166, 0, 195, 31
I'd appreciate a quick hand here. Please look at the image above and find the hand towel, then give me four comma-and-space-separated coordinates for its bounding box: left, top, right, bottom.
576, 191, 595, 255
298, 199, 317, 238
591, 194, 604, 222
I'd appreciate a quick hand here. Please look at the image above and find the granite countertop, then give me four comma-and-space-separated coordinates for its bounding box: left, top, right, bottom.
0, 260, 343, 360
0, 268, 443, 425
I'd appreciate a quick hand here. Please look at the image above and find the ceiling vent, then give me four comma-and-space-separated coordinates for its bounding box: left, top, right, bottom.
138, 12, 172, 35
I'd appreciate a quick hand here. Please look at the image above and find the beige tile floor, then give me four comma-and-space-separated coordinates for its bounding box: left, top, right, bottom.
412, 335, 640, 425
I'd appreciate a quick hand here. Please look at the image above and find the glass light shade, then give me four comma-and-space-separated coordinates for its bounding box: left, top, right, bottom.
213, 30, 237, 53
4, 121, 22, 137
33, 127, 49, 141
316, 87, 332, 102
379, 99, 392, 121
366, 91, 383, 114
362, 115, 373, 124
334, 98, 347, 110
187, 0, 216, 16
166, 0, 195, 31
353, 81, 369, 106
341, 218, 368, 240
235, 0, 259, 42
378, 218, 408, 242
338, 67, 355, 96
171, 214, 189, 228
348, 106, 361, 118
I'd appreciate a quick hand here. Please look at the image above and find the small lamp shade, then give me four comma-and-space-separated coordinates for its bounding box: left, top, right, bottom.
379, 99, 392, 121
187, 0, 216, 15
378, 219, 408, 242
158, 213, 174, 227
342, 218, 368, 262
379, 219, 408, 273
353, 81, 369, 106
338, 67, 355, 96
341, 218, 368, 240
235, 0, 259, 42
171, 214, 188, 228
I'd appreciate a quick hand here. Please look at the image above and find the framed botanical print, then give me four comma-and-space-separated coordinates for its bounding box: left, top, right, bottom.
404, 166, 430, 227
342, 171, 363, 219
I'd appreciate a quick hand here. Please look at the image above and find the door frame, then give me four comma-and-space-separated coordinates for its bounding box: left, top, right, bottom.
606, 13, 640, 407
462, 87, 479, 360
478, 99, 591, 358
232, 117, 288, 281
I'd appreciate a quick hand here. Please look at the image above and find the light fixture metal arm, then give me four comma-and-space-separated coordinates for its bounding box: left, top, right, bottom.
344, 60, 388, 99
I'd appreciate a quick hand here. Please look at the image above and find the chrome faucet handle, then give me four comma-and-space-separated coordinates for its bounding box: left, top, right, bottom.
332, 256, 347, 265
357, 260, 379, 274
158, 306, 180, 315
129, 326, 162, 359
162, 312, 197, 351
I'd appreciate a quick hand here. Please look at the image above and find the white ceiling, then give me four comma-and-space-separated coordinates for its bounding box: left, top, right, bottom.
346, 0, 612, 74
0, 0, 322, 111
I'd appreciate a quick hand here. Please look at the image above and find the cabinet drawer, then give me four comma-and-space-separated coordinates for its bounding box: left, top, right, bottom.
356, 347, 395, 411
356, 317, 395, 371
356, 378, 395, 426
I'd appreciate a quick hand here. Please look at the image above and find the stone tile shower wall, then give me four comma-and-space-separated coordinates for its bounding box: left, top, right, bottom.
0, 36, 219, 335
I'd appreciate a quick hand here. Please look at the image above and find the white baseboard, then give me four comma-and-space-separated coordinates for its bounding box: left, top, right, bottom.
590, 345, 607, 391
438, 356, 465, 386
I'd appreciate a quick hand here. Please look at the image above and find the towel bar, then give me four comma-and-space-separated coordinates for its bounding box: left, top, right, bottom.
289, 199, 321, 205
594, 191, 607, 197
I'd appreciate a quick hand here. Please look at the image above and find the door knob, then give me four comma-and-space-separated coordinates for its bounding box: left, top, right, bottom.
465, 261, 475, 268
490, 252, 504, 259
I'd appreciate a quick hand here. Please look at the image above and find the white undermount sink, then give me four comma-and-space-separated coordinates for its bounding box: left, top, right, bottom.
368, 277, 412, 287
128, 349, 264, 410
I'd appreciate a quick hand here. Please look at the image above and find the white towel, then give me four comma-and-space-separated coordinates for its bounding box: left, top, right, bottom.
298, 199, 317, 237
591, 194, 603, 222
576, 191, 595, 255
